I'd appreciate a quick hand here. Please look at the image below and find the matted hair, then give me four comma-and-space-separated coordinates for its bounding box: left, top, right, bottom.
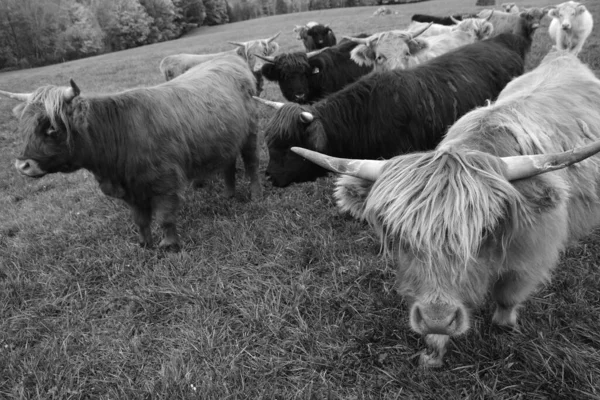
363, 149, 533, 278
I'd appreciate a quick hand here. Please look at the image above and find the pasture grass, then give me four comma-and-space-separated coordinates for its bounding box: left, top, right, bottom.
1, 0, 600, 398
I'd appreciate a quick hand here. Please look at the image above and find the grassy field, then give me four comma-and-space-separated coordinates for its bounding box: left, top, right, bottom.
1, 0, 600, 398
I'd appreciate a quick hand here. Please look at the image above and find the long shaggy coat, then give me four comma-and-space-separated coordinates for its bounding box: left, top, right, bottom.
264, 33, 531, 187
334, 50, 600, 365
12, 55, 262, 249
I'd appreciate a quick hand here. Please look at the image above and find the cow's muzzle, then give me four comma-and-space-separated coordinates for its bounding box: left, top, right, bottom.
410, 302, 469, 336
15, 159, 46, 177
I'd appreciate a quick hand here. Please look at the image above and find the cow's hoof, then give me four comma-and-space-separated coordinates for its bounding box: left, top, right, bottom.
159, 239, 181, 252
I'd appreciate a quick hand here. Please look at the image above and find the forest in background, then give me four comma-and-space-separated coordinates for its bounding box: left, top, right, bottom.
0, 0, 425, 70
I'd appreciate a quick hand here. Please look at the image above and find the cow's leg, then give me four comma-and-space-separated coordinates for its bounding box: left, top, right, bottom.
131, 203, 152, 247
241, 134, 262, 200
223, 161, 236, 198
491, 266, 553, 328
152, 194, 181, 251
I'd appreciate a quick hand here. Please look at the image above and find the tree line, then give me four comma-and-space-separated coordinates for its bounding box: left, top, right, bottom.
0, 0, 425, 70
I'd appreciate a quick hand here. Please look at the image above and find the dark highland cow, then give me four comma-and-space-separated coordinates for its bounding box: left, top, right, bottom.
257, 33, 533, 188
294, 22, 337, 51
2, 55, 262, 250
258, 36, 373, 104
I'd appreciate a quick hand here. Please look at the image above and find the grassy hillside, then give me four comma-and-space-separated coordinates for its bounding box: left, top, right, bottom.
1, 0, 599, 398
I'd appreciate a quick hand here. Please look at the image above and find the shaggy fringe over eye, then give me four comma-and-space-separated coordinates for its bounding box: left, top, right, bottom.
264, 103, 313, 147
29, 85, 74, 144
364, 150, 532, 279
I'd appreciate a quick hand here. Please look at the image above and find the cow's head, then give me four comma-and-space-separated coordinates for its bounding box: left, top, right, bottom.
1, 80, 82, 177
253, 97, 327, 187
228, 31, 281, 70
258, 49, 325, 103
520, 6, 550, 30
547, 2, 586, 31
306, 24, 336, 49
501, 2, 519, 13
294, 22, 332, 50
452, 16, 495, 40
348, 24, 432, 71
290, 137, 600, 364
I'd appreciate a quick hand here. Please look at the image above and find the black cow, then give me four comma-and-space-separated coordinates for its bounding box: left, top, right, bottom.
258, 33, 533, 187
411, 13, 479, 25
258, 36, 373, 104
294, 23, 337, 50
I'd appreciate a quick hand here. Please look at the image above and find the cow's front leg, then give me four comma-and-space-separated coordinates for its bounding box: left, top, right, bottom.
223, 161, 236, 198
131, 203, 152, 247
419, 334, 449, 368
152, 194, 181, 251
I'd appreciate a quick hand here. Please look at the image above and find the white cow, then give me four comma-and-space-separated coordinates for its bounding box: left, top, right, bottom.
548, 1, 594, 55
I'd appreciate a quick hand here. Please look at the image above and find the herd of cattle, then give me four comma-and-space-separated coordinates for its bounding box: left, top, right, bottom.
0, 0, 598, 367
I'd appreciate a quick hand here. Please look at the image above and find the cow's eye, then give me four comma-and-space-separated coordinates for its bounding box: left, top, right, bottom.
312, 67, 320, 74
376, 55, 387, 63
46, 127, 57, 136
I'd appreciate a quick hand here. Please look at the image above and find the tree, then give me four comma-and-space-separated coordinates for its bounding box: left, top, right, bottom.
275, 0, 288, 14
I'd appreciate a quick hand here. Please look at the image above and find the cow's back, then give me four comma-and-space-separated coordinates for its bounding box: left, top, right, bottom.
442, 51, 600, 243
88, 55, 258, 183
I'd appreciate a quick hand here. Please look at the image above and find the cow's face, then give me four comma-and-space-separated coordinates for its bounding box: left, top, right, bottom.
261, 54, 312, 103
264, 105, 328, 187
336, 150, 518, 338
454, 19, 494, 40
307, 25, 335, 49
521, 7, 549, 30
351, 33, 428, 71
14, 102, 77, 177
241, 39, 280, 70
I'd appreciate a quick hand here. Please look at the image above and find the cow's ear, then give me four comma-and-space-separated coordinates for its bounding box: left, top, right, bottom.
334, 175, 374, 221
481, 22, 494, 39
407, 38, 428, 55
307, 127, 327, 151
326, 29, 337, 45
12, 103, 26, 118
350, 45, 375, 67
576, 5, 587, 15
547, 7, 558, 18
261, 63, 279, 81
309, 58, 325, 75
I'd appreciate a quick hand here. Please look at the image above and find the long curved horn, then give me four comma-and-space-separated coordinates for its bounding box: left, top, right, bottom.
502, 138, 600, 181
252, 96, 284, 109
300, 112, 314, 123
408, 22, 433, 40
450, 16, 461, 24
228, 41, 246, 47
306, 48, 328, 58
0, 89, 32, 102
290, 147, 386, 181
485, 9, 494, 21
267, 31, 281, 43
255, 54, 276, 63
63, 79, 80, 102
343, 36, 371, 45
